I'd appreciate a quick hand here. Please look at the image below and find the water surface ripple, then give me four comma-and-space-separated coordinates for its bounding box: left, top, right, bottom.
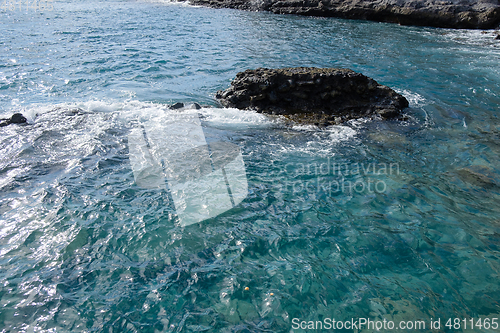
1, 1, 500, 332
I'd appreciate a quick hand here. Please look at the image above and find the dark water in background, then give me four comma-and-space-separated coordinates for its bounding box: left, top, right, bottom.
1, 0, 500, 331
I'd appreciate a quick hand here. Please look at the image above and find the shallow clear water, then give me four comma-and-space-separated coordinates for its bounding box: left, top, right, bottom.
1, 0, 500, 332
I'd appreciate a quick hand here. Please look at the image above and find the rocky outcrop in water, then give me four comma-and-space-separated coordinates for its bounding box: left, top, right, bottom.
216, 67, 408, 125
169, 102, 202, 110
0, 113, 27, 127
187, 0, 500, 29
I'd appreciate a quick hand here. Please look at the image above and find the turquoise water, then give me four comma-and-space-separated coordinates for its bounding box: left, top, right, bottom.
1, 0, 500, 332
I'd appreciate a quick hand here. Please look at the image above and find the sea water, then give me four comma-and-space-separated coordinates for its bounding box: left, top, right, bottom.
1, 0, 500, 332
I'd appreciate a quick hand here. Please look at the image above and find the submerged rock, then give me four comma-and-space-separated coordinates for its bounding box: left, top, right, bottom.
0, 113, 27, 127
455, 165, 498, 188
188, 0, 500, 29
170, 102, 185, 110
170, 102, 203, 110
216, 67, 408, 125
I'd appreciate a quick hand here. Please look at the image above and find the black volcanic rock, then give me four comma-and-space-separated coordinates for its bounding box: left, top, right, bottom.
0, 113, 27, 127
216, 67, 408, 125
187, 0, 500, 29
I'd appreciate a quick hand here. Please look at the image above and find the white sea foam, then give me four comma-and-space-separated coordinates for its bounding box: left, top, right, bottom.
291, 124, 320, 132
290, 123, 357, 141
198, 106, 274, 130
440, 29, 500, 48
15, 100, 280, 133
397, 90, 427, 107
12, 100, 358, 170
143, 0, 202, 8
325, 125, 357, 142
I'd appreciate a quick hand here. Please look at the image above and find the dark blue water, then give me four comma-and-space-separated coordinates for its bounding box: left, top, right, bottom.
1, 0, 500, 332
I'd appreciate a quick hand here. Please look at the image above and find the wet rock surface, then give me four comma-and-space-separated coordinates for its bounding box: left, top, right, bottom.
0, 113, 27, 127
454, 165, 499, 188
187, 0, 500, 29
216, 67, 409, 125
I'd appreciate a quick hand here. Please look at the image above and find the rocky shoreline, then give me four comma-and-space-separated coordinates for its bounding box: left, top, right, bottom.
216, 67, 409, 125
186, 0, 500, 29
